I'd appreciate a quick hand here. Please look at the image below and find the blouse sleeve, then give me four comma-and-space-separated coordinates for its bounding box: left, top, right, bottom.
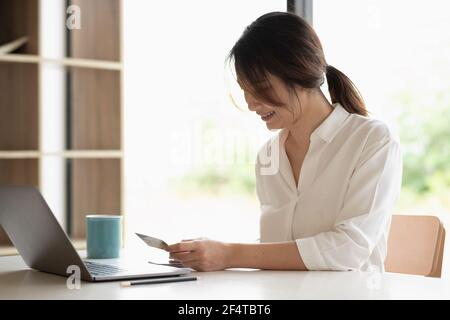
295, 133, 403, 271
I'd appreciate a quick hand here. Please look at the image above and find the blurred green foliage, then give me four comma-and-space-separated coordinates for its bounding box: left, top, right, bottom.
172, 164, 255, 196
396, 89, 450, 195
170, 119, 257, 196
174, 91, 450, 197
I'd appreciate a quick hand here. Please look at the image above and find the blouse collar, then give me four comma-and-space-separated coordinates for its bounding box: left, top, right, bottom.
311, 102, 350, 143
279, 102, 350, 145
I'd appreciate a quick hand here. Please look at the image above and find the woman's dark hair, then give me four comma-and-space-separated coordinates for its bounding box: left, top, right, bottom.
228, 12, 367, 116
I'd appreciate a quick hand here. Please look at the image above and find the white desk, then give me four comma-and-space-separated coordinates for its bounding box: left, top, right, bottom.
1, 253, 450, 300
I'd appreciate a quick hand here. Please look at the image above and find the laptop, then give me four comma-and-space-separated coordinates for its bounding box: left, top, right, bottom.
0, 186, 191, 282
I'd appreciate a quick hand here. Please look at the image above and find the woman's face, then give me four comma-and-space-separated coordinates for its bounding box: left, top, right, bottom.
243, 75, 304, 130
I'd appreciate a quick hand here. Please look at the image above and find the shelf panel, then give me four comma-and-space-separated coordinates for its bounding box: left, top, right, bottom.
0, 0, 38, 55
0, 159, 39, 245
70, 0, 121, 61
0, 54, 122, 70
0, 63, 39, 150
0, 37, 28, 55
70, 68, 121, 150
70, 159, 121, 238
0, 151, 40, 159
0, 228, 12, 247
0, 159, 39, 186
0, 245, 18, 256
0, 150, 123, 159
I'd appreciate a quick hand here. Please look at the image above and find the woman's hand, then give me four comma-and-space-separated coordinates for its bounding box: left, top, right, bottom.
166, 238, 233, 272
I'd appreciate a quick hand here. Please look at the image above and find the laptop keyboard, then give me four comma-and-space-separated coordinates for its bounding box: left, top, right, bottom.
84, 261, 127, 276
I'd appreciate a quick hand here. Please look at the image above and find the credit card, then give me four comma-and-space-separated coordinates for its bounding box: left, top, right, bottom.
135, 232, 169, 251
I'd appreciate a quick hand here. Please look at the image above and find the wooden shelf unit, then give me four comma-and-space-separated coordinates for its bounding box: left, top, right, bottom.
0, 0, 123, 250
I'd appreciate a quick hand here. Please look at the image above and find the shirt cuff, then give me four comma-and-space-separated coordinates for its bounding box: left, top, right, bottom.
295, 237, 329, 270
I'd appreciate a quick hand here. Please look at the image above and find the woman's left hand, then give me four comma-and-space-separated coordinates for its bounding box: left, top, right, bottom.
166, 238, 232, 272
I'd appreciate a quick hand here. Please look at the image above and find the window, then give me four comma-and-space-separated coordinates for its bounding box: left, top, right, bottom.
124, 1, 287, 246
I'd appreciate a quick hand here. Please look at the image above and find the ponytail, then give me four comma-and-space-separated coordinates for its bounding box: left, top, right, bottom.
325, 65, 368, 116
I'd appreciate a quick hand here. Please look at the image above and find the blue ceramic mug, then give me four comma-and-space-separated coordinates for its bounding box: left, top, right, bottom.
86, 215, 122, 259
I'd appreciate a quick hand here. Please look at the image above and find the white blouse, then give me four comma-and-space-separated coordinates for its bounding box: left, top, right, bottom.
256, 103, 403, 272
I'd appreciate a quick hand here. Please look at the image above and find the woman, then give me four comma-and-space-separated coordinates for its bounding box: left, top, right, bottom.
167, 12, 403, 272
